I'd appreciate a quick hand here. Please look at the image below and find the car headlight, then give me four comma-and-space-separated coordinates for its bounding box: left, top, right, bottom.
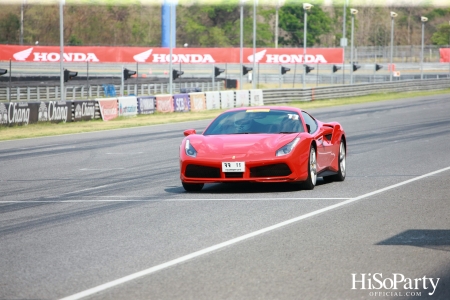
185, 139, 197, 157
276, 137, 300, 156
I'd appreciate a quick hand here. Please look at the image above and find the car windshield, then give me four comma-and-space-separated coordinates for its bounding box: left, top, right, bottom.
204, 109, 305, 135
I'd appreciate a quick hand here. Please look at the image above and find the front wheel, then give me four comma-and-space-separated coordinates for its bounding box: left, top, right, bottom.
182, 182, 204, 192
300, 146, 317, 190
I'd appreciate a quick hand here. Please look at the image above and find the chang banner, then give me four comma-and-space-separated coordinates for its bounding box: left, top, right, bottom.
73, 101, 96, 121
38, 101, 72, 123
0, 45, 343, 64
137, 96, 156, 114
0, 102, 39, 126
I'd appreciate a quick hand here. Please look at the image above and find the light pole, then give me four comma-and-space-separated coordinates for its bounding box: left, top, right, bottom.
420, 16, 428, 80
341, 0, 348, 85
252, 0, 257, 89
303, 3, 313, 89
389, 11, 397, 82
275, 1, 279, 48
169, 0, 174, 94
240, 1, 244, 90
350, 8, 358, 85
59, 0, 64, 101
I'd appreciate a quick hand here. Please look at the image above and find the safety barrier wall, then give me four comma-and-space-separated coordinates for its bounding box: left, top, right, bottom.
262, 78, 450, 103
1, 78, 449, 127
0, 89, 263, 126
0, 81, 226, 102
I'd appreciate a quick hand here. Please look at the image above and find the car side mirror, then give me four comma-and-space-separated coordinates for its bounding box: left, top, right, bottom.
306, 124, 311, 133
184, 129, 196, 136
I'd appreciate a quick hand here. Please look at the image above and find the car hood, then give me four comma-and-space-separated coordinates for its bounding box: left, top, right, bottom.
188, 133, 299, 159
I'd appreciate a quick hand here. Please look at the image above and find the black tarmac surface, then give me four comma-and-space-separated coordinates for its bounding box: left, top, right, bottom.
0, 94, 449, 299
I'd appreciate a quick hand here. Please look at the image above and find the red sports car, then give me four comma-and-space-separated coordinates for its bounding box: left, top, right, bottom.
179, 106, 346, 192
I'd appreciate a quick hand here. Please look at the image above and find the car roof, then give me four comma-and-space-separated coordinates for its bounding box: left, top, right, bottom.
224, 106, 302, 113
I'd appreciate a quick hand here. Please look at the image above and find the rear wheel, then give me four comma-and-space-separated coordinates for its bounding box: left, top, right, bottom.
182, 182, 204, 192
300, 146, 317, 190
323, 140, 346, 182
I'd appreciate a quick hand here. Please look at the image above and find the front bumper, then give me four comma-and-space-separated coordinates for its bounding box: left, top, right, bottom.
180, 155, 310, 184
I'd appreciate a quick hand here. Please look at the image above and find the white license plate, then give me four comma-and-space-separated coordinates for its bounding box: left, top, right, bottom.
222, 162, 245, 172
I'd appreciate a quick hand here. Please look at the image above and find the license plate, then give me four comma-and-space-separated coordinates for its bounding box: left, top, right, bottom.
222, 162, 245, 172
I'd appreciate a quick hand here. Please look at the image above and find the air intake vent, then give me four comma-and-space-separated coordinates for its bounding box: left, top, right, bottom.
225, 172, 244, 178
185, 165, 221, 178
250, 163, 291, 177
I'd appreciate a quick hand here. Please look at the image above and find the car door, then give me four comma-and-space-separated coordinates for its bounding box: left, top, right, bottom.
301, 111, 331, 171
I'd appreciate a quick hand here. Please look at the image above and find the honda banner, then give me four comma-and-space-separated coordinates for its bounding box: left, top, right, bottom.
155, 94, 174, 113
0, 45, 343, 64
440, 49, 450, 63
97, 98, 118, 121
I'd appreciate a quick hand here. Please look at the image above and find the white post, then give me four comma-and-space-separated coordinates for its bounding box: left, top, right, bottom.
390, 12, 397, 82
420, 17, 428, 80
240, 3, 243, 90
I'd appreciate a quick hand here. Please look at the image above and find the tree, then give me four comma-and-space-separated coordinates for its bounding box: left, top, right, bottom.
278, 1, 332, 47
177, 3, 274, 47
0, 13, 20, 43
431, 23, 450, 45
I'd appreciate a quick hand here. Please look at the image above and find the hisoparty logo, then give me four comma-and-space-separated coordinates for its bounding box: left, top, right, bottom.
352, 273, 440, 296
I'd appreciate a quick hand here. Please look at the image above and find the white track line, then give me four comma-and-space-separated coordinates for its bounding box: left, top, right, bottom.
0, 198, 349, 203
60, 166, 450, 300
56, 184, 115, 196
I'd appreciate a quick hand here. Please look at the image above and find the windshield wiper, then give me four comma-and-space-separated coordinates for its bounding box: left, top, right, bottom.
278, 131, 297, 134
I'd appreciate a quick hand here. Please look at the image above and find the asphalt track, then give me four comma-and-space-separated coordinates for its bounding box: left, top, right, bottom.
1, 94, 449, 300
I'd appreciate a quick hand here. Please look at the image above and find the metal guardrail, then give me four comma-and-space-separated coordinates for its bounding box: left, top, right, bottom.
0, 78, 449, 104
0, 81, 225, 102
262, 78, 450, 104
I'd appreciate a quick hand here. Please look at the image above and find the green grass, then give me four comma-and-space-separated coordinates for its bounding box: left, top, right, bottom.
1, 88, 449, 142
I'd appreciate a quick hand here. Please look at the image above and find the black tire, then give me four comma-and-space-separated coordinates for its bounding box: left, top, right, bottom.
300, 145, 317, 190
323, 139, 346, 182
182, 182, 204, 192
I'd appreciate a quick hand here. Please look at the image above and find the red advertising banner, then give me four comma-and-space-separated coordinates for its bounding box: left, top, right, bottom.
98, 99, 118, 121
155, 95, 174, 113
0, 45, 343, 64
440, 49, 450, 63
